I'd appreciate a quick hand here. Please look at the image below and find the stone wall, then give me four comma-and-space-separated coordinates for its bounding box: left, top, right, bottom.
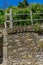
0, 28, 43, 65
7, 32, 43, 65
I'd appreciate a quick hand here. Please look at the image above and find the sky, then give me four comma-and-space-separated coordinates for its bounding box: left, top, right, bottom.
0, 0, 43, 9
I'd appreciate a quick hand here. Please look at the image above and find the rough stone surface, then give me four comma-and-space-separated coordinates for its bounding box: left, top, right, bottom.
0, 29, 43, 65
7, 32, 43, 65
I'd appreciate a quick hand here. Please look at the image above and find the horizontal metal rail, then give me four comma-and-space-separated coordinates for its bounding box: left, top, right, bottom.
5, 13, 10, 16
5, 13, 43, 16
33, 13, 43, 15
13, 19, 31, 22
5, 12, 43, 15
13, 19, 43, 22
33, 19, 43, 20
13, 13, 43, 15
6, 20, 10, 22
13, 13, 30, 16
5, 19, 43, 22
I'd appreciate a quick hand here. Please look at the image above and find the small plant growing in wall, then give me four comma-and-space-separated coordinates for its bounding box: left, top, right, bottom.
38, 41, 43, 51
33, 23, 41, 32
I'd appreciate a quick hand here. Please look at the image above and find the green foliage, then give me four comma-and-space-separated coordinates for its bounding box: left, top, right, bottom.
0, 15, 5, 25
29, 4, 41, 12
0, 3, 43, 27
13, 8, 30, 20
13, 8, 31, 26
0, 10, 4, 15
0, 9, 5, 26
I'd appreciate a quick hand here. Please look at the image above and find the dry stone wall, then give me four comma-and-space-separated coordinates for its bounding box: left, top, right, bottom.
7, 32, 43, 65
0, 28, 43, 65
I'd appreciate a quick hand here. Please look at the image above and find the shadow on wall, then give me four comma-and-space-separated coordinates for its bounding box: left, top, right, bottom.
0, 36, 3, 64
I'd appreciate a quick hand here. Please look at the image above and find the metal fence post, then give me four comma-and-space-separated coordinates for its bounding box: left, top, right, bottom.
30, 11, 33, 26
10, 9, 13, 29
4, 12, 7, 29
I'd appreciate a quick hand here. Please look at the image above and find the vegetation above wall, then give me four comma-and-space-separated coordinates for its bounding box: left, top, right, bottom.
0, 3, 43, 27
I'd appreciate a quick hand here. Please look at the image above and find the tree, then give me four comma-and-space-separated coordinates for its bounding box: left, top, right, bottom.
18, 0, 28, 8
23, 0, 28, 6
